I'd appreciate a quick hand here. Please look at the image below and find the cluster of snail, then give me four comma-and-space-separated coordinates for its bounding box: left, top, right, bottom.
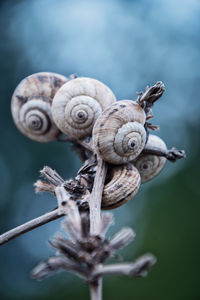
11, 72, 169, 210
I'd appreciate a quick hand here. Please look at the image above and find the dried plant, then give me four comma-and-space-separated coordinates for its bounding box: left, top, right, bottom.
0, 74, 185, 300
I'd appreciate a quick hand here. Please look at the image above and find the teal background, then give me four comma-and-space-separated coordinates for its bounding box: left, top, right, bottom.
0, 0, 199, 299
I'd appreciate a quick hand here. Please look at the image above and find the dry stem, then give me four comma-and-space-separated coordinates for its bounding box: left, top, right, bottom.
0, 80, 185, 300
142, 146, 185, 162
93, 254, 157, 278
89, 156, 107, 300
89, 157, 107, 235
90, 278, 103, 300
0, 209, 63, 246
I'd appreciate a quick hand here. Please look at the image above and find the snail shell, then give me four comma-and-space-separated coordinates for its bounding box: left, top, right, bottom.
11, 72, 67, 142
93, 100, 146, 164
134, 134, 167, 183
102, 163, 141, 210
52, 77, 116, 139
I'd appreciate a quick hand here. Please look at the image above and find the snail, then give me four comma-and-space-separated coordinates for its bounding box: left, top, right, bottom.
11, 72, 67, 142
102, 163, 141, 210
52, 77, 116, 139
134, 134, 167, 183
92, 100, 147, 164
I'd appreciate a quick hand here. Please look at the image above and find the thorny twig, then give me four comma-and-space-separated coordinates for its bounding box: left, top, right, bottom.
31, 195, 156, 286
57, 135, 94, 162
58, 135, 94, 152
0, 156, 157, 297
0, 81, 186, 300
31, 156, 157, 300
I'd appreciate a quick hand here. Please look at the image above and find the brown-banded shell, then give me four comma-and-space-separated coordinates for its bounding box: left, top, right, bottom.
92, 100, 146, 164
102, 163, 141, 210
11, 72, 67, 142
52, 77, 116, 139
134, 134, 167, 183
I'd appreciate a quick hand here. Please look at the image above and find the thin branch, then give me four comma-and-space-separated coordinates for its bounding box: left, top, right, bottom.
88, 155, 107, 300
77, 138, 94, 153
72, 143, 88, 162
40, 166, 64, 186
93, 254, 157, 278
57, 134, 94, 162
90, 278, 103, 300
89, 156, 107, 236
0, 209, 63, 246
0, 162, 93, 247
100, 213, 114, 236
55, 185, 70, 208
57, 135, 94, 153
31, 255, 88, 281
142, 146, 186, 162
109, 227, 135, 251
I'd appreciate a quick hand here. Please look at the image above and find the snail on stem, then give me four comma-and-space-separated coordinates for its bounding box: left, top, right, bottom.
102, 163, 141, 210
52, 77, 116, 140
11, 72, 67, 142
92, 100, 147, 164
133, 134, 167, 183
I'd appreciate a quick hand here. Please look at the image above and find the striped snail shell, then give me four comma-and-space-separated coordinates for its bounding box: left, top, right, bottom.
93, 100, 147, 164
11, 72, 67, 142
52, 77, 116, 139
134, 134, 167, 183
102, 163, 141, 210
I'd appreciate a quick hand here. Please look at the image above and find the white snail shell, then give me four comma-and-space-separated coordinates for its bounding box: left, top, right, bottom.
92, 100, 147, 164
102, 163, 141, 210
11, 72, 67, 142
52, 77, 116, 139
134, 134, 167, 183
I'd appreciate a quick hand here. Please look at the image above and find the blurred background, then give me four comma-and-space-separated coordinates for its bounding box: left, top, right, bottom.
0, 0, 200, 299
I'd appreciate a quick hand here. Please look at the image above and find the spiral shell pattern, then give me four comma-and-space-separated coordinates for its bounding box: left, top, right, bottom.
11, 72, 67, 142
93, 100, 146, 164
134, 134, 167, 183
102, 163, 141, 210
52, 77, 116, 139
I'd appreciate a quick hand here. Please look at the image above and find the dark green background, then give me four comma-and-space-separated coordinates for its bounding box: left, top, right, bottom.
0, 0, 199, 299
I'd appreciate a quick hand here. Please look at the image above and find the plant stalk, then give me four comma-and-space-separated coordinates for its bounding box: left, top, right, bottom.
89, 155, 107, 299
0, 208, 63, 246
89, 156, 107, 236
90, 278, 103, 300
